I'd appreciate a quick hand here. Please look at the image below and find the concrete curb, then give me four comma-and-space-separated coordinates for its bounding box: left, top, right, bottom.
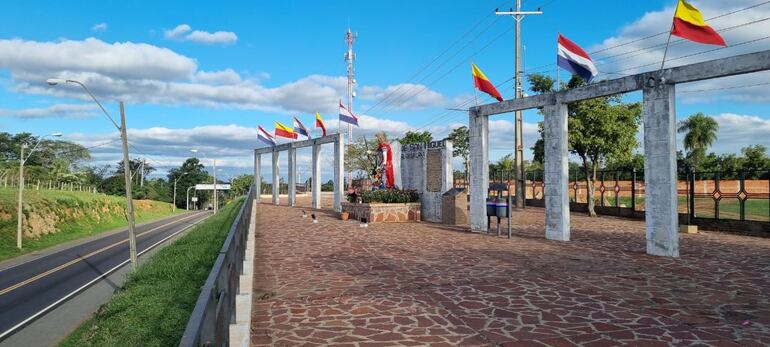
228, 201, 256, 346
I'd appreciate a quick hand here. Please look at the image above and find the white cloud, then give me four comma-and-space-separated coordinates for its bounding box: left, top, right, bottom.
91, 23, 108, 33
359, 83, 445, 111
0, 37, 449, 116
164, 24, 191, 39
164, 24, 237, 45
588, 0, 770, 103
0, 103, 97, 119
708, 113, 770, 154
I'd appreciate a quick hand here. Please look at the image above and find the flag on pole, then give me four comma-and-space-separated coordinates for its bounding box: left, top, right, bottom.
557, 34, 599, 83
275, 121, 297, 140
293, 116, 311, 139
339, 101, 359, 126
257, 126, 275, 146
471, 63, 503, 102
671, 0, 726, 46
315, 112, 327, 137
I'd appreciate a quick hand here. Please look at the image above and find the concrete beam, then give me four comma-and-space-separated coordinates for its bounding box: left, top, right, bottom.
643, 82, 679, 257
288, 146, 296, 207
272, 151, 280, 205
543, 102, 570, 241
312, 143, 321, 209
472, 49, 770, 116
254, 134, 340, 154
254, 152, 261, 202
333, 135, 344, 212
468, 112, 489, 232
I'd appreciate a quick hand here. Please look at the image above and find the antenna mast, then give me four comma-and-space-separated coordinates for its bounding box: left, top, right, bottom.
345, 28, 356, 190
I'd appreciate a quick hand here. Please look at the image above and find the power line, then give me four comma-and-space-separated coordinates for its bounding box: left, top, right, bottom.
679, 80, 770, 93
524, 0, 770, 74
377, 22, 516, 116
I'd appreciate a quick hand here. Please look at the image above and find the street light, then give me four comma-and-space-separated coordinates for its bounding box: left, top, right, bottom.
17, 132, 62, 249
48, 77, 139, 270
186, 186, 195, 211
172, 172, 188, 212
190, 149, 217, 214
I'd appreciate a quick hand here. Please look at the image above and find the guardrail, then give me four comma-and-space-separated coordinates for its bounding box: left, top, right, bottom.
179, 185, 255, 347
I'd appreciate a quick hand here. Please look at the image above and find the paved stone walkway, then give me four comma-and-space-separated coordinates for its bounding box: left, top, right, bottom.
250, 202, 770, 346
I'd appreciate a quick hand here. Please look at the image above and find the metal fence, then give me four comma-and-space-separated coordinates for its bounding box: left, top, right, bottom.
179, 185, 255, 347
479, 168, 770, 224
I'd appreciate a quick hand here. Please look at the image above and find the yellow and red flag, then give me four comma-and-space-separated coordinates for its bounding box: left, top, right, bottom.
671, 0, 726, 46
275, 121, 297, 140
471, 63, 503, 102
315, 112, 327, 137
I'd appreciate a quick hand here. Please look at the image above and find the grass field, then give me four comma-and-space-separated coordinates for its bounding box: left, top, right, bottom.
59, 197, 244, 347
0, 188, 181, 262
570, 194, 769, 221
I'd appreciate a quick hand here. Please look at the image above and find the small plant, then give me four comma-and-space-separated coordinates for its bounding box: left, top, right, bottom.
360, 189, 419, 203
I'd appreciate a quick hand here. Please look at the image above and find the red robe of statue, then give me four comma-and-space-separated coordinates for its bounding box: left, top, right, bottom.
379, 142, 395, 189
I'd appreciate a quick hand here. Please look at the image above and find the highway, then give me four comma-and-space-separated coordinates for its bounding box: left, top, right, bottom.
0, 211, 210, 340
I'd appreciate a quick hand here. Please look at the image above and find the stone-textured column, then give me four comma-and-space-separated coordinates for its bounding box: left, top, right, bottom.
442, 140, 454, 194
288, 146, 297, 207
312, 143, 321, 209
469, 112, 489, 232
333, 134, 344, 212
543, 103, 570, 241
254, 151, 261, 202
643, 81, 679, 257
272, 150, 280, 205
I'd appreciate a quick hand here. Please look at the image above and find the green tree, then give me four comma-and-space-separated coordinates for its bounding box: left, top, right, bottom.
399, 131, 433, 145
740, 145, 769, 177
528, 74, 642, 216
677, 113, 719, 171
345, 136, 381, 180
230, 174, 254, 196
167, 158, 209, 208
447, 126, 470, 185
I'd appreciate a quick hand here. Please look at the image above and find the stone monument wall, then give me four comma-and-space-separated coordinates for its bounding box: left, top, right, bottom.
400, 139, 453, 222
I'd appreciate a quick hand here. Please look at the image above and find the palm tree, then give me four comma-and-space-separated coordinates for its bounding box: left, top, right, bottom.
677, 113, 719, 170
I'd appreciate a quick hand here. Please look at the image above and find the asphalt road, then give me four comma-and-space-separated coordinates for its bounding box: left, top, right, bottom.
0, 211, 210, 340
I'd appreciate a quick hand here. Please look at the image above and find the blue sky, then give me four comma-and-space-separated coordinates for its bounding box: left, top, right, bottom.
1, 0, 769, 180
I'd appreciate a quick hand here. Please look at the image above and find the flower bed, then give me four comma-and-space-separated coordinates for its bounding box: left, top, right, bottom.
342, 202, 421, 223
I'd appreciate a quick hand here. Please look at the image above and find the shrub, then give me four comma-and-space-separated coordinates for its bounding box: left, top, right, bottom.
360, 189, 419, 203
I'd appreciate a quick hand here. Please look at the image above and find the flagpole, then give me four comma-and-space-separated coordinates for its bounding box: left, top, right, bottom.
660, 4, 679, 71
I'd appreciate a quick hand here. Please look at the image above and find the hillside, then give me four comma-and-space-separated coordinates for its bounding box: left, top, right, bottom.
0, 188, 179, 261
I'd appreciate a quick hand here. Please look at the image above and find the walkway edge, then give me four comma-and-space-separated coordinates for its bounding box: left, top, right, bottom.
228, 200, 256, 346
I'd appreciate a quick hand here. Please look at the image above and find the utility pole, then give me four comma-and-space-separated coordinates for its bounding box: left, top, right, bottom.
345, 27, 357, 190
496, 2, 542, 209
140, 159, 145, 187
16, 144, 25, 249
120, 102, 138, 270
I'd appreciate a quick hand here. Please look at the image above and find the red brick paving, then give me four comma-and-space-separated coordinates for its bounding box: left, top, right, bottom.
250, 201, 770, 346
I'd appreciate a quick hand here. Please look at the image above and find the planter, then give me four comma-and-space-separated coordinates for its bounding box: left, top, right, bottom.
340, 211, 350, 221
341, 202, 421, 223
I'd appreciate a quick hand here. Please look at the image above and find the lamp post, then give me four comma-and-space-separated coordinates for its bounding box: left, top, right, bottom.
186, 186, 195, 211
47, 78, 138, 271
190, 149, 216, 213
173, 172, 188, 212
17, 132, 62, 249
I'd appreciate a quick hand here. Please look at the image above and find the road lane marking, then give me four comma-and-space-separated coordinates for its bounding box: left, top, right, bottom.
0, 213, 205, 297
0, 214, 208, 341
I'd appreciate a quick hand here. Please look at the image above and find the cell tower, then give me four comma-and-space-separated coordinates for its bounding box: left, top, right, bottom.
344, 28, 356, 190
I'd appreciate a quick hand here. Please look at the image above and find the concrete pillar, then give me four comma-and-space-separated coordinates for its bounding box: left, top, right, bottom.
333, 134, 344, 212
643, 81, 679, 257
469, 112, 489, 232
543, 103, 570, 241
311, 143, 321, 209
254, 151, 261, 202
272, 150, 280, 205
288, 146, 297, 207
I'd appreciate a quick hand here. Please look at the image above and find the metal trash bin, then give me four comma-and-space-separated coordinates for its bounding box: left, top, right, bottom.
486, 198, 497, 217
495, 197, 508, 218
